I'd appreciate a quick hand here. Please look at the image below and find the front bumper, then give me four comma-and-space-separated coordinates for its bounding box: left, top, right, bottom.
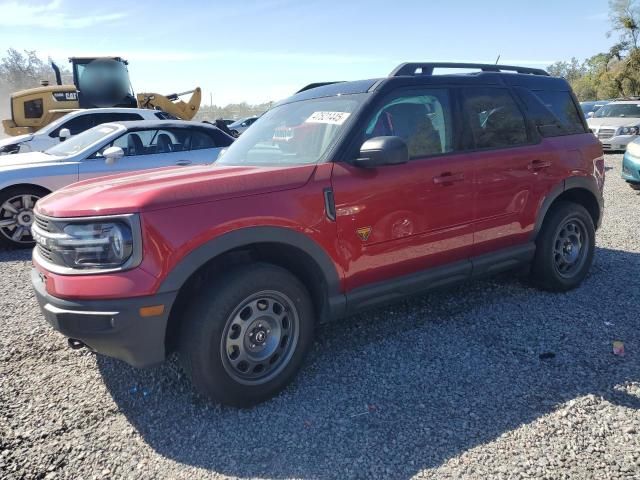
600, 135, 638, 151
622, 150, 640, 184
32, 268, 177, 367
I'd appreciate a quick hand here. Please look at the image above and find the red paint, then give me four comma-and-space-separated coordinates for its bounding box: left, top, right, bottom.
34, 132, 603, 301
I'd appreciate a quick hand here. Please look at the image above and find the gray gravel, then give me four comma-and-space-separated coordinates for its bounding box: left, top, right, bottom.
1, 153, 639, 480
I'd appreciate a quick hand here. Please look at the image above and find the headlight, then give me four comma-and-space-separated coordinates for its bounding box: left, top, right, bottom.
627, 140, 640, 156
32, 213, 142, 274
619, 126, 640, 135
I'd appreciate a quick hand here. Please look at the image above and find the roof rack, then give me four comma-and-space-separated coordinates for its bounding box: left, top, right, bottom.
296, 82, 345, 94
390, 62, 549, 77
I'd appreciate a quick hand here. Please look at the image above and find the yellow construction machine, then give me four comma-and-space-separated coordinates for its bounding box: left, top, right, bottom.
2, 56, 201, 136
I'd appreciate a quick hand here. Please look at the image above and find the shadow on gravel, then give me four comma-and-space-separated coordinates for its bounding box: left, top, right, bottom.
98, 246, 639, 479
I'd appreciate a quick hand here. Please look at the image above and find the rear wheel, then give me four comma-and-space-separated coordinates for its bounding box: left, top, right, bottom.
628, 182, 640, 191
0, 186, 47, 249
531, 201, 595, 292
179, 263, 315, 407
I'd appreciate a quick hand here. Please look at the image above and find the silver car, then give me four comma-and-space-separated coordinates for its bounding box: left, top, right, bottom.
0, 120, 233, 248
228, 116, 259, 137
587, 100, 640, 151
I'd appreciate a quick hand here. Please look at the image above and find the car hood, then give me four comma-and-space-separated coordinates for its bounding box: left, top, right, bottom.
0, 151, 64, 169
587, 117, 640, 128
0, 133, 33, 148
36, 163, 318, 217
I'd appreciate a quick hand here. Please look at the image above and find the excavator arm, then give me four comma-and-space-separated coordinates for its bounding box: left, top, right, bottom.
136, 87, 201, 120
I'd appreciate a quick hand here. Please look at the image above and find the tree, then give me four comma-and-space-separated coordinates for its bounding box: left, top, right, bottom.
609, 0, 640, 49
0, 48, 62, 91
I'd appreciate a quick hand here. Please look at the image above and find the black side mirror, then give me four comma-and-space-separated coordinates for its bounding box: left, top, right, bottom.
354, 136, 409, 168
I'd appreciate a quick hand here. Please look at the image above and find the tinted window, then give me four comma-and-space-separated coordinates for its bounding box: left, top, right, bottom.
108, 128, 190, 156
365, 89, 454, 159
514, 87, 566, 137
49, 114, 94, 137
24, 99, 43, 119
210, 129, 234, 147
188, 130, 217, 150
463, 87, 528, 149
92, 112, 144, 125
531, 90, 586, 135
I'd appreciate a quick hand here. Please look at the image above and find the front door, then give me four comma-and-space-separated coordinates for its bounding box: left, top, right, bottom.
331, 88, 476, 291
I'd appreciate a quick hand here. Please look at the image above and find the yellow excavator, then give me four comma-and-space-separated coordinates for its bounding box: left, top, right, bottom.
2, 56, 201, 136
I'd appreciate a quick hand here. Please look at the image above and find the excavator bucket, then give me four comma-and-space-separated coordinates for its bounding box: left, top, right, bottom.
136, 87, 202, 120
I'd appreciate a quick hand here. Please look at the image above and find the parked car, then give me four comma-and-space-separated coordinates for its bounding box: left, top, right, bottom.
0, 108, 173, 155
31, 63, 604, 407
587, 99, 640, 151
579, 100, 611, 119
0, 120, 233, 248
622, 136, 640, 190
228, 116, 259, 136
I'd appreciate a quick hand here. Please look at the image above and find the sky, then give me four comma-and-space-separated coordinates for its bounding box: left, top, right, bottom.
0, 0, 615, 106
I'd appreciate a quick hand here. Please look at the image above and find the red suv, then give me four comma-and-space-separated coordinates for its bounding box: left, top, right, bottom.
31, 63, 605, 407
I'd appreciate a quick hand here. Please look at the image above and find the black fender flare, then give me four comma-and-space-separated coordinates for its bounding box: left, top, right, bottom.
532, 176, 604, 239
157, 226, 346, 318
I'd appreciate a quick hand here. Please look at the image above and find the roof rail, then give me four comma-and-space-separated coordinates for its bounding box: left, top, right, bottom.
296, 81, 345, 94
390, 62, 549, 77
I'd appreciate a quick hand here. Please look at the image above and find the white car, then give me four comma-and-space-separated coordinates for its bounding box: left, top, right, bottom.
587, 100, 640, 151
0, 107, 171, 155
0, 120, 234, 248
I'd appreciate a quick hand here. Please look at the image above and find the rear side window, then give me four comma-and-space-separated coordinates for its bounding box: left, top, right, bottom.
188, 130, 219, 150
515, 88, 586, 137
462, 88, 528, 149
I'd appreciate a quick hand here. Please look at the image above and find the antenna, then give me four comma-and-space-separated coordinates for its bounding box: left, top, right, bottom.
495, 54, 501, 65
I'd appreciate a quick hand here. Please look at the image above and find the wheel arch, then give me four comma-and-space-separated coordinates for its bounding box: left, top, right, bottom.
0, 183, 51, 197
533, 177, 603, 239
160, 227, 346, 353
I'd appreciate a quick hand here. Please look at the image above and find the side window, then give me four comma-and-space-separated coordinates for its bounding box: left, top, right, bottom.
111, 130, 157, 156
210, 129, 234, 147
530, 90, 586, 135
92, 112, 144, 125
24, 99, 43, 119
365, 89, 454, 159
49, 115, 95, 137
188, 130, 218, 150
462, 87, 528, 149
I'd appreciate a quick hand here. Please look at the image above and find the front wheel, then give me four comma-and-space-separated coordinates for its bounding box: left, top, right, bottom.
531, 201, 595, 292
179, 263, 315, 407
0, 186, 47, 249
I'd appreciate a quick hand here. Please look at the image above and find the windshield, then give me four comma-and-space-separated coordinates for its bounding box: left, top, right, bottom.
218, 94, 367, 166
594, 103, 640, 118
45, 124, 118, 157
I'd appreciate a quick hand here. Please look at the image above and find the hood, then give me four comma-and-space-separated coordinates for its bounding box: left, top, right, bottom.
0, 151, 63, 169
36, 163, 317, 217
0, 133, 33, 148
587, 117, 640, 128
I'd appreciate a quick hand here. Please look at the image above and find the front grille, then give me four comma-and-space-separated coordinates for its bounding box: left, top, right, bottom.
34, 215, 51, 232
597, 128, 616, 140
37, 244, 53, 262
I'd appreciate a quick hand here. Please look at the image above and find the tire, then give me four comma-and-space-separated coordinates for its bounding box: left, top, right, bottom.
0, 186, 48, 249
531, 201, 595, 292
178, 263, 315, 407
628, 182, 640, 191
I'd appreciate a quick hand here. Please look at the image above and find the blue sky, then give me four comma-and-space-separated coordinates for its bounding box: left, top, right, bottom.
0, 0, 614, 105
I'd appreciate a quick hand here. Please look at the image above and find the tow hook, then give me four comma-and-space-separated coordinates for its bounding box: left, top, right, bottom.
68, 338, 86, 350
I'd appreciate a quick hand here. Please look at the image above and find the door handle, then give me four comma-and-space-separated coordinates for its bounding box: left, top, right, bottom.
433, 172, 464, 185
528, 159, 552, 171
175, 160, 192, 166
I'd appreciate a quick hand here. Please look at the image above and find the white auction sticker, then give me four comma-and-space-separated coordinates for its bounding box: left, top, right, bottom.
305, 111, 351, 125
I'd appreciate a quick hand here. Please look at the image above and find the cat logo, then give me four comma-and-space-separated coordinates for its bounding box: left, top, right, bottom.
356, 226, 372, 241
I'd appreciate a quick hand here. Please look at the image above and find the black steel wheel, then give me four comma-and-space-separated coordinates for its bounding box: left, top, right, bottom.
179, 263, 314, 407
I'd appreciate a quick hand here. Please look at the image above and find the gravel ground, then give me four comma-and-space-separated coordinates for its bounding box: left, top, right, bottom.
1, 153, 639, 480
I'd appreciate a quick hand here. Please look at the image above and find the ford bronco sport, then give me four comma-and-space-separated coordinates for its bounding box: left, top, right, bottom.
31, 63, 604, 407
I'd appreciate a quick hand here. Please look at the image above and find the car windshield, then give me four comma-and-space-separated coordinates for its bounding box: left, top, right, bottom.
593, 103, 640, 118
218, 94, 367, 167
45, 124, 118, 157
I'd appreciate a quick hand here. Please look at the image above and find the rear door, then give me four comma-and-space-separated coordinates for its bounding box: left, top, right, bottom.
460, 86, 542, 256
331, 87, 476, 290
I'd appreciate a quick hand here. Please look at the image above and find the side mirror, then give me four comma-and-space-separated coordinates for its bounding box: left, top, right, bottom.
59, 128, 71, 141
354, 136, 409, 168
587, 111, 595, 118
103, 146, 124, 165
